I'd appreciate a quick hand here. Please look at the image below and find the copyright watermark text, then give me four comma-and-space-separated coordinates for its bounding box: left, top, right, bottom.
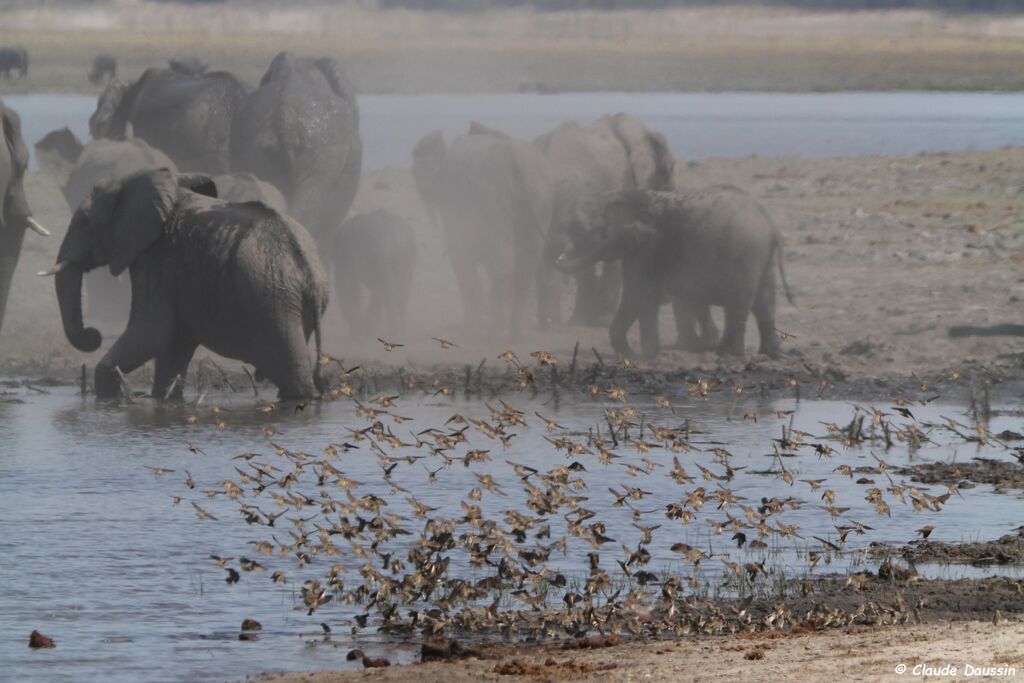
895, 663, 1017, 677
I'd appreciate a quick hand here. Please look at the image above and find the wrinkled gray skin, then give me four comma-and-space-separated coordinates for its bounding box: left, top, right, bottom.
88, 53, 116, 85
331, 209, 416, 339
537, 113, 674, 326
0, 101, 45, 336
36, 129, 178, 326
0, 47, 27, 80
231, 52, 362, 246
413, 125, 556, 338
89, 64, 247, 173
211, 173, 287, 215
50, 169, 328, 400
556, 186, 792, 360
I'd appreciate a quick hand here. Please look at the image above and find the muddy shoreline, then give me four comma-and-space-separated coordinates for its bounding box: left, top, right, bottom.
247, 573, 1024, 682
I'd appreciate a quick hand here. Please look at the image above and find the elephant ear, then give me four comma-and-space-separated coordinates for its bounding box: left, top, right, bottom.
89, 79, 126, 140
260, 51, 293, 87
608, 113, 675, 191
177, 173, 218, 199
314, 57, 356, 103
108, 169, 178, 276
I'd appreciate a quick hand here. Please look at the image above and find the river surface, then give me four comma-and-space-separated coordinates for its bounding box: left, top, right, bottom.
6, 91, 1024, 171
0, 384, 1021, 683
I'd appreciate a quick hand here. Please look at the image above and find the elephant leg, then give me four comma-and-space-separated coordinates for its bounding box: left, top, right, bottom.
569, 266, 600, 327
610, 267, 646, 358
95, 321, 172, 399
672, 298, 702, 351
598, 262, 623, 319
535, 259, 558, 330
696, 305, 720, 350
717, 301, 752, 358
152, 339, 198, 400
753, 266, 781, 358
675, 300, 719, 351
638, 298, 661, 360
261, 325, 317, 400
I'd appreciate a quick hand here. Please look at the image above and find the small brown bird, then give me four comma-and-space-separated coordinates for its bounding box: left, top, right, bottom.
377, 338, 404, 351
916, 525, 935, 540
192, 502, 217, 520
432, 337, 459, 349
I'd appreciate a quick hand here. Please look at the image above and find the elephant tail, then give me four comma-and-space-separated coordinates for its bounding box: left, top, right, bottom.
774, 237, 795, 306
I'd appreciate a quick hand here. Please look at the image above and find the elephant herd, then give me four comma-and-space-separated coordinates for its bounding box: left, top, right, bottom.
0, 51, 799, 400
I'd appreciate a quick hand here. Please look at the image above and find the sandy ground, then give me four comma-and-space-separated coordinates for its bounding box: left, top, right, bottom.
4, 6, 1024, 93
253, 620, 1024, 682
2, 145, 1022, 391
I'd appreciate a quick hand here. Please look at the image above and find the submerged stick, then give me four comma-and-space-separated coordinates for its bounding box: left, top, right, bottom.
207, 360, 237, 393
114, 366, 134, 403
242, 365, 259, 397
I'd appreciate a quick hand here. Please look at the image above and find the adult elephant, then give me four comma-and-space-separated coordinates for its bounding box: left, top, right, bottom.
89, 61, 247, 174
35, 128, 178, 326
553, 186, 792, 360
0, 102, 49, 336
331, 209, 416, 339
0, 47, 27, 80
42, 168, 328, 400
231, 51, 361, 245
537, 113, 674, 327
413, 124, 556, 338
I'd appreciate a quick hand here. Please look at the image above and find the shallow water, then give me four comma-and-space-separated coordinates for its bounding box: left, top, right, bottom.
0, 383, 1021, 682
8, 91, 1024, 172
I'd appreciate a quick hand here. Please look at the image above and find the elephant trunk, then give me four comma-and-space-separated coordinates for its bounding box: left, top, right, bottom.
55, 262, 102, 352
0, 224, 26, 337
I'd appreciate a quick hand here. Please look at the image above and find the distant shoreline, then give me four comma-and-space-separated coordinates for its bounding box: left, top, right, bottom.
2, 6, 1024, 94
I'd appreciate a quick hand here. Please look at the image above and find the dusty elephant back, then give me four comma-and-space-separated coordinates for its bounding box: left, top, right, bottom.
170, 196, 328, 331
124, 68, 247, 174
230, 53, 362, 242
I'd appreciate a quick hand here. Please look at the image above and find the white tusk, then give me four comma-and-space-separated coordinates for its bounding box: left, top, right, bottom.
37, 260, 70, 277
26, 217, 50, 236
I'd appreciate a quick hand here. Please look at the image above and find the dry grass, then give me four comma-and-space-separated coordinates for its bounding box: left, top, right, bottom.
2, 5, 1024, 92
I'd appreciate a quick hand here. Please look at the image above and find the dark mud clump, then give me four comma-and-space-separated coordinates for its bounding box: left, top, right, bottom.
870, 530, 1024, 566
897, 457, 1024, 490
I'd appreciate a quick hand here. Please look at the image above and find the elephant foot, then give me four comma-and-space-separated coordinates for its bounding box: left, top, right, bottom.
94, 366, 123, 399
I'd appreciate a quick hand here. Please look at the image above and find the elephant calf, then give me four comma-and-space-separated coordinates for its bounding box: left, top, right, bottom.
554, 186, 793, 360
43, 168, 329, 400
331, 209, 415, 338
